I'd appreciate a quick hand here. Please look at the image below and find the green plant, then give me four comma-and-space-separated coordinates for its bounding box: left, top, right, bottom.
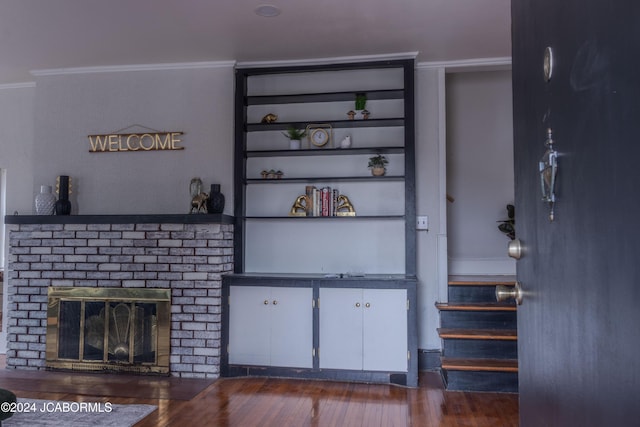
368, 154, 388, 169
497, 204, 515, 240
282, 127, 307, 140
355, 93, 367, 110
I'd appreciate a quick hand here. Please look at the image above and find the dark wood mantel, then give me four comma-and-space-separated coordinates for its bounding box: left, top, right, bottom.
4, 213, 234, 225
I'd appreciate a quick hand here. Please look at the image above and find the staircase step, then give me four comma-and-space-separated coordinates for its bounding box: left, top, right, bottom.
441, 368, 519, 393
441, 357, 518, 373
436, 303, 516, 312
441, 336, 518, 359
438, 328, 517, 340
448, 275, 516, 286
439, 309, 517, 329
447, 276, 517, 304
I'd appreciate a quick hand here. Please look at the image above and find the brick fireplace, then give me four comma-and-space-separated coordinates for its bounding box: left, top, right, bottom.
4, 215, 233, 378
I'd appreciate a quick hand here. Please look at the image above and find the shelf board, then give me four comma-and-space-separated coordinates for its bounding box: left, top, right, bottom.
247, 89, 404, 105
243, 215, 405, 220
246, 176, 405, 184
246, 147, 404, 158
246, 118, 404, 132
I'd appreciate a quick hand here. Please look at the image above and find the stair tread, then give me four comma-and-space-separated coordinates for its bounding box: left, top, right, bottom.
438, 328, 517, 340
436, 302, 517, 312
448, 275, 516, 286
441, 357, 519, 373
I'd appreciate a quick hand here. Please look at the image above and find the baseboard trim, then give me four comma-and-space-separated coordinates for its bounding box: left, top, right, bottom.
418, 349, 442, 371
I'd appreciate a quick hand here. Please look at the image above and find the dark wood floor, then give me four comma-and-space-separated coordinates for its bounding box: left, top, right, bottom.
0, 355, 519, 426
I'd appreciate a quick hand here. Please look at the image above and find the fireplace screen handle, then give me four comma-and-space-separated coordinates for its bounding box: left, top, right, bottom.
111, 303, 132, 360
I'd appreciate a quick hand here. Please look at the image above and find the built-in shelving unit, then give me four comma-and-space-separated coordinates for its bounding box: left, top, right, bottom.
223, 59, 418, 387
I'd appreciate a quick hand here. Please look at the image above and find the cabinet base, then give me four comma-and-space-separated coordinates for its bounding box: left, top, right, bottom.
223, 364, 415, 388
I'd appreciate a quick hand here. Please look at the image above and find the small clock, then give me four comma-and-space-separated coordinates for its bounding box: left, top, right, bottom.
306, 124, 333, 148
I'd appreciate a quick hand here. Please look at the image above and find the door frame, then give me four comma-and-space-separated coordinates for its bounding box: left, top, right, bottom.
421, 57, 513, 303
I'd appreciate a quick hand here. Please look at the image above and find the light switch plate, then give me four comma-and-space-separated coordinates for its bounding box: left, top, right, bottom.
417, 216, 428, 230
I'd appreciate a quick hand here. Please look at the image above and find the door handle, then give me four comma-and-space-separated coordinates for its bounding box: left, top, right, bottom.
508, 239, 524, 259
496, 281, 523, 305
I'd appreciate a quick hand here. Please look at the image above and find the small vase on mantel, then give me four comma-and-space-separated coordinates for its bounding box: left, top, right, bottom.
35, 185, 56, 215
207, 184, 225, 214
55, 175, 72, 215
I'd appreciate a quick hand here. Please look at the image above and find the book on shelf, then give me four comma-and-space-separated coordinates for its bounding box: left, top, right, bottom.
303, 185, 341, 217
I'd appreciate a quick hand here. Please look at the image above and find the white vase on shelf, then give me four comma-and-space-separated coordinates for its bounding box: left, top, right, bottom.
35, 185, 56, 215
289, 139, 301, 150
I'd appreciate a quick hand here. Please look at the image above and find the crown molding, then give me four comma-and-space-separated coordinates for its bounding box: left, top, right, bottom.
417, 57, 511, 72
30, 61, 237, 77
0, 82, 36, 90
236, 52, 419, 69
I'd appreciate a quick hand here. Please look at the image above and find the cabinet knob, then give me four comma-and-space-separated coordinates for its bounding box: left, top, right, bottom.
365, 302, 371, 308
355, 302, 361, 308
272, 300, 278, 305
264, 300, 269, 305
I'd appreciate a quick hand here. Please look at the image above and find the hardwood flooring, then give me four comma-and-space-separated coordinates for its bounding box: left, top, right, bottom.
0, 356, 519, 426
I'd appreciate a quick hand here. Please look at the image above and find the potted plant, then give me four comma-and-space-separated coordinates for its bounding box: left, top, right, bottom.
354, 93, 369, 119
368, 154, 388, 176
355, 93, 367, 110
497, 204, 515, 240
282, 127, 307, 149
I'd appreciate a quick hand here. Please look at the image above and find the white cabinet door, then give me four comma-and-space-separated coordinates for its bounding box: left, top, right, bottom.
362, 288, 408, 372
319, 288, 363, 370
319, 287, 408, 372
228, 286, 313, 368
270, 287, 313, 368
228, 286, 271, 365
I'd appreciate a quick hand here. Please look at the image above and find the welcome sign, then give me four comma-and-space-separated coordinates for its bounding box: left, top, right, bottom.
88, 132, 184, 153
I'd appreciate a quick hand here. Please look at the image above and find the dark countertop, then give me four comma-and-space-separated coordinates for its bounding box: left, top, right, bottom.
223, 273, 418, 285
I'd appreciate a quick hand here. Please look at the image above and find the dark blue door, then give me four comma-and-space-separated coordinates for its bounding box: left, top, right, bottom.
512, 1, 640, 426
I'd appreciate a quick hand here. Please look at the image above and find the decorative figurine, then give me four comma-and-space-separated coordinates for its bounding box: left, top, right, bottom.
261, 113, 278, 123
289, 195, 310, 216
347, 110, 356, 120
361, 109, 370, 120
190, 192, 209, 214
336, 195, 356, 216
189, 177, 203, 198
340, 135, 352, 149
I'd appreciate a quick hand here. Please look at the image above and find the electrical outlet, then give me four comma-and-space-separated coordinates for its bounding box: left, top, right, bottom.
417, 215, 429, 230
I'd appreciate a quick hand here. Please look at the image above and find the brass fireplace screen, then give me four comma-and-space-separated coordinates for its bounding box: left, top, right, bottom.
46, 287, 170, 374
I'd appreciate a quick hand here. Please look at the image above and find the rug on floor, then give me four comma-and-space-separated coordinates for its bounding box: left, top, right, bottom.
3, 398, 157, 427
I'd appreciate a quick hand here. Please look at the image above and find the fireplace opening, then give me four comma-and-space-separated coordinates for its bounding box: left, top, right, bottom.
46, 287, 170, 374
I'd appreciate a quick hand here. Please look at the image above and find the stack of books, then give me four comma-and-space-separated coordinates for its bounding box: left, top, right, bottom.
306, 185, 340, 217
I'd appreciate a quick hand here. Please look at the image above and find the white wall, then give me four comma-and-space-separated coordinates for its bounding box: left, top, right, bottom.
32, 65, 235, 215
0, 85, 36, 217
0, 84, 36, 353
445, 70, 515, 275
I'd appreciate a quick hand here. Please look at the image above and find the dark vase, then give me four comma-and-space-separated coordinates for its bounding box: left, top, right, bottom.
55, 175, 72, 216
207, 184, 225, 214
